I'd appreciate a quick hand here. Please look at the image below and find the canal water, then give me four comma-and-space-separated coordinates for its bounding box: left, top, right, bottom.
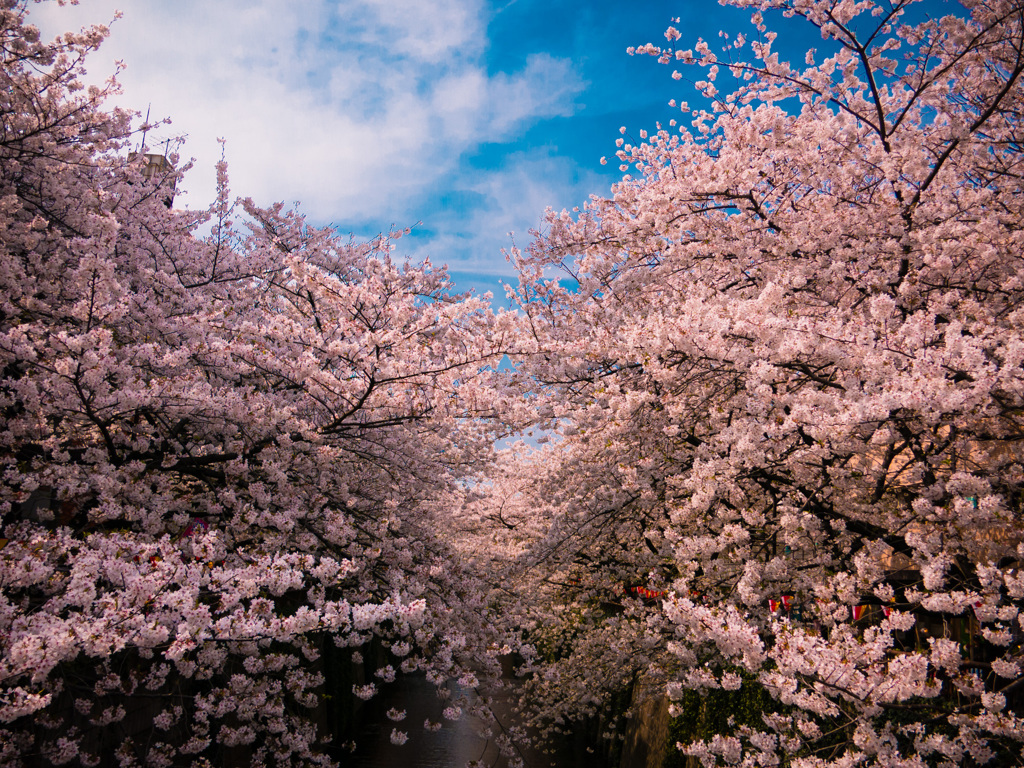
350, 674, 559, 768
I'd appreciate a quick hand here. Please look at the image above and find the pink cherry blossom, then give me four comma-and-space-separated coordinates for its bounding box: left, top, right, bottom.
0, 2, 520, 764
485, 0, 1024, 764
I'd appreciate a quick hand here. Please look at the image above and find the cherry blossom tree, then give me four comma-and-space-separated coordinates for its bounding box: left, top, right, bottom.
0, 3, 519, 766
496, 0, 1024, 765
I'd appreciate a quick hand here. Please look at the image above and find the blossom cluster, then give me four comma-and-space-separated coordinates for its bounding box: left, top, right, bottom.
477, 0, 1024, 764
0, 3, 519, 764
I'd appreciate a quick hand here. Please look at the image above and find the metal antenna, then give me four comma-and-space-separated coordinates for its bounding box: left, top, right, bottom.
139, 104, 151, 153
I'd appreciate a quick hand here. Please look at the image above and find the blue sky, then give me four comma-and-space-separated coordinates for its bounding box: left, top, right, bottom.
32, 0, 962, 302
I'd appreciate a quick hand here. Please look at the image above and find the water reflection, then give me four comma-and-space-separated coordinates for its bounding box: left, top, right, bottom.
351, 674, 544, 768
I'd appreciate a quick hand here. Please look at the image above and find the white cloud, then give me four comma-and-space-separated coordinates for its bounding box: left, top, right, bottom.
29, 0, 585, 227
401, 151, 607, 276
336, 0, 482, 63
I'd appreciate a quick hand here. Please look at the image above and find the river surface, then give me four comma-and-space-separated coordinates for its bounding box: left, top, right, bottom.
351, 674, 557, 768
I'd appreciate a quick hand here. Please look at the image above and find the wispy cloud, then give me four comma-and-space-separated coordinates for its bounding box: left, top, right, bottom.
34, 0, 740, 287
31, 1, 584, 230
403, 150, 606, 278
